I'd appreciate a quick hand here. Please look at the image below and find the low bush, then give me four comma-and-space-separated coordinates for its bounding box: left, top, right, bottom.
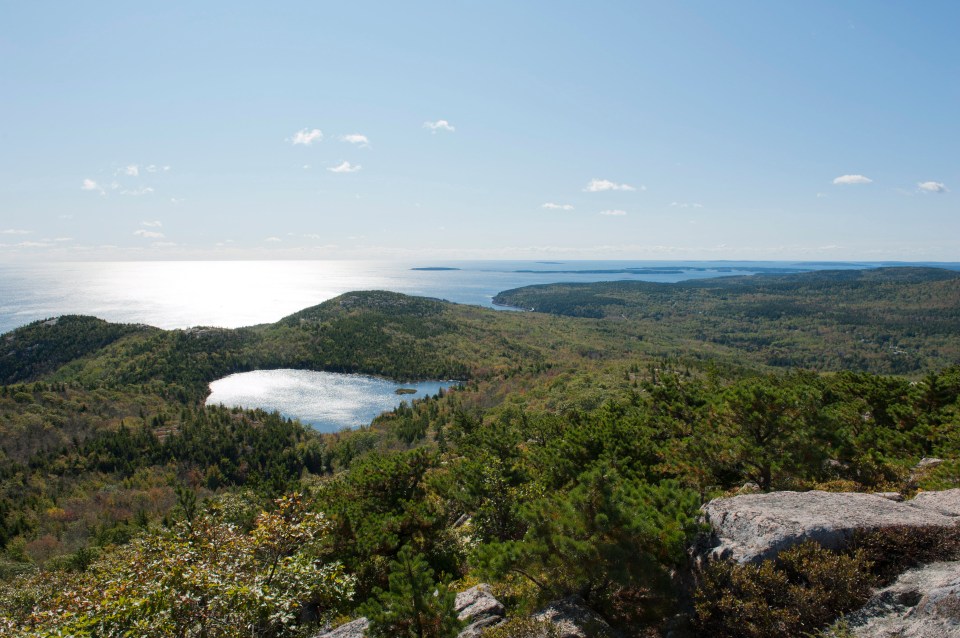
849, 524, 960, 583
694, 541, 875, 638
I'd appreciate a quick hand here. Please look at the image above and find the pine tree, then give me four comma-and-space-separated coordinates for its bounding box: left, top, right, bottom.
364, 544, 461, 638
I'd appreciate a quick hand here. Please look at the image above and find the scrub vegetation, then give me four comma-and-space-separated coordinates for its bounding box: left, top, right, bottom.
0, 268, 959, 636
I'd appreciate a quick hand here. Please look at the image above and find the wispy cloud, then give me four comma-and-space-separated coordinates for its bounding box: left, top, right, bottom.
599, 209, 627, 216
264, 236, 282, 242
542, 202, 574, 210
121, 187, 155, 196
833, 174, 872, 185
290, 128, 324, 145
423, 119, 455, 132
53, 237, 73, 242
141, 220, 162, 227
122, 165, 139, 177
918, 181, 948, 193
584, 178, 640, 192
2, 229, 32, 235
81, 178, 104, 194
340, 133, 370, 147
144, 165, 171, 173
133, 229, 165, 239
328, 161, 361, 173
670, 201, 703, 209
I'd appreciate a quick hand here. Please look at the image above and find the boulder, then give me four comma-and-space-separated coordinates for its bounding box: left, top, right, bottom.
313, 584, 507, 638
700, 490, 960, 564
314, 617, 369, 638
532, 595, 615, 638
844, 560, 960, 637
910, 489, 960, 517
455, 584, 505, 637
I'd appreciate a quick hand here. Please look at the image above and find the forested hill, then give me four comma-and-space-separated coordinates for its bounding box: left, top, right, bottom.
3, 272, 960, 636
0, 316, 153, 385
493, 266, 960, 374
5, 269, 960, 396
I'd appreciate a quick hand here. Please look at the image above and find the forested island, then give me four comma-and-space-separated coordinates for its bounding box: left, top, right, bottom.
1, 267, 959, 637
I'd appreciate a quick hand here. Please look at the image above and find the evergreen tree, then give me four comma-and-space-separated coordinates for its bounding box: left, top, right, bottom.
364, 544, 461, 638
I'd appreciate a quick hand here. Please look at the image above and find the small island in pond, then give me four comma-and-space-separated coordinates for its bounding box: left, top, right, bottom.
394, 387, 417, 395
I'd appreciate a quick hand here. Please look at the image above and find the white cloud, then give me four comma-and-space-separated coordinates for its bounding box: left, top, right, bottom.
669, 201, 703, 208
542, 203, 574, 210
599, 209, 627, 216
918, 181, 948, 193
123, 165, 139, 177
833, 174, 873, 185
584, 178, 640, 192
340, 134, 370, 147
2, 229, 31, 235
133, 229, 164, 239
141, 220, 162, 227
290, 128, 324, 145
170, 198, 184, 205
81, 178, 104, 193
265, 236, 282, 242
53, 237, 73, 242
423, 119, 455, 132
121, 187, 155, 196
328, 161, 361, 173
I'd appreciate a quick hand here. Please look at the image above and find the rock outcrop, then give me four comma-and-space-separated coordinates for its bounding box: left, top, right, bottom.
455, 584, 506, 637
844, 560, 960, 637
313, 584, 506, 638
531, 595, 616, 638
700, 490, 960, 563
315, 617, 369, 638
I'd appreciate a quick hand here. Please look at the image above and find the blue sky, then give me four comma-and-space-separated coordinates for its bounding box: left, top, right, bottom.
1, 1, 957, 261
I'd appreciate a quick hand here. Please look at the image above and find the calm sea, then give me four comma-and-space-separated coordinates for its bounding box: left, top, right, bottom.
2, 259, 957, 335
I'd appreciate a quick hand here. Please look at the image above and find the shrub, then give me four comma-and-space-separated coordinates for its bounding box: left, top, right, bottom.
849, 524, 960, 583
694, 541, 875, 638
481, 617, 560, 638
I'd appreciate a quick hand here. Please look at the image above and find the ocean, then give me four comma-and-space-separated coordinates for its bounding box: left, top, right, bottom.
2, 259, 958, 335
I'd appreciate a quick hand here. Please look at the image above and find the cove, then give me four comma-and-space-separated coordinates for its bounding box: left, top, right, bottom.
206, 369, 457, 433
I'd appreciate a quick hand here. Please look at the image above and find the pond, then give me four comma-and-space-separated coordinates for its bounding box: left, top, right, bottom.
206, 369, 458, 433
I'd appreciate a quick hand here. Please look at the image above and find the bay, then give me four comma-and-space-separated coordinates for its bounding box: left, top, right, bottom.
2, 259, 959, 335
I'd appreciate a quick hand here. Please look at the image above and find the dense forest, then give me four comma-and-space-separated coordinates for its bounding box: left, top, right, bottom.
0, 268, 959, 637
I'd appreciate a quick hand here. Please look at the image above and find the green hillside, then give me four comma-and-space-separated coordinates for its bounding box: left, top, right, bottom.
1, 268, 959, 637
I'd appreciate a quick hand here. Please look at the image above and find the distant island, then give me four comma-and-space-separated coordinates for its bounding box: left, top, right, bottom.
410, 267, 461, 271
394, 387, 417, 395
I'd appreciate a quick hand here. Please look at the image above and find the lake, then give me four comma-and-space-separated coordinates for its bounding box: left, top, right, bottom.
205, 369, 457, 432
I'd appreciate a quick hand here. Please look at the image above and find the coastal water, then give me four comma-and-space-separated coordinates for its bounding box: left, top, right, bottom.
206, 369, 456, 432
4, 259, 953, 335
